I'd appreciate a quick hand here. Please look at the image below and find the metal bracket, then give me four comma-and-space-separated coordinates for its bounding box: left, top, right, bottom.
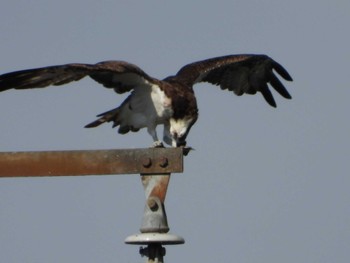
0, 147, 186, 262
0, 148, 183, 177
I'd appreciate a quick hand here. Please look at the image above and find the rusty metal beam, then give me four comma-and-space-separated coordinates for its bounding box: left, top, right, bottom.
0, 148, 183, 178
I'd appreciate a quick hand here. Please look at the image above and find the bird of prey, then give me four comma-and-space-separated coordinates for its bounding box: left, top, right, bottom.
0, 54, 292, 147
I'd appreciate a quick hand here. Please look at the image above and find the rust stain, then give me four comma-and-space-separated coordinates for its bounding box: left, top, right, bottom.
149, 176, 170, 203
0, 148, 183, 178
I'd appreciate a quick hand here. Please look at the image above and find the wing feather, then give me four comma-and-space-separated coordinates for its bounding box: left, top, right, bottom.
0, 61, 155, 94
174, 54, 293, 107
0, 65, 86, 90
88, 61, 155, 93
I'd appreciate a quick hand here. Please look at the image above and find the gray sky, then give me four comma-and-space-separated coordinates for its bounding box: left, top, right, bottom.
0, 1, 349, 262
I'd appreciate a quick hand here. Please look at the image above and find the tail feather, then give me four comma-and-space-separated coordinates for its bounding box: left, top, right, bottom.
85, 108, 120, 128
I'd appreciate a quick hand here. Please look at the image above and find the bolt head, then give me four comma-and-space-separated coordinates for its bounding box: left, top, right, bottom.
142, 158, 152, 168
147, 198, 159, 211
159, 157, 168, 168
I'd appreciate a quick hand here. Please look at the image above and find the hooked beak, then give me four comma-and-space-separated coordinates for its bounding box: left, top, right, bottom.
175, 140, 187, 147
173, 132, 186, 147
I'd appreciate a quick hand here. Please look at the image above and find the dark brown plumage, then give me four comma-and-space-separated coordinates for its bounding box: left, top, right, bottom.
0, 54, 293, 147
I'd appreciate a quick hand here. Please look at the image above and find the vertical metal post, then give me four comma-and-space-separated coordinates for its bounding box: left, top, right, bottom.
125, 173, 184, 262
140, 174, 171, 233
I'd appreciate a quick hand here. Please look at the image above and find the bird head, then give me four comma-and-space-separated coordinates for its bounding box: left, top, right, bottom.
169, 116, 197, 147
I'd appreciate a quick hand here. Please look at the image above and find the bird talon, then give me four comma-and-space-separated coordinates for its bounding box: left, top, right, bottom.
152, 141, 164, 148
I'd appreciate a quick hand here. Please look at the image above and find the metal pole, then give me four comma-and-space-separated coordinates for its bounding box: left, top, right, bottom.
125, 173, 184, 262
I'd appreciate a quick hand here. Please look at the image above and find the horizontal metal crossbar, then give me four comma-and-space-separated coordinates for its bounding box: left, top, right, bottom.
0, 148, 184, 178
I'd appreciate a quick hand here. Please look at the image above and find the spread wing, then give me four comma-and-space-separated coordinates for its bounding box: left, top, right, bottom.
0, 61, 156, 94
174, 54, 293, 107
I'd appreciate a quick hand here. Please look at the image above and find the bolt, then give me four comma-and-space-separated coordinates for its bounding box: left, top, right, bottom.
147, 198, 159, 211
159, 157, 168, 168
142, 157, 152, 168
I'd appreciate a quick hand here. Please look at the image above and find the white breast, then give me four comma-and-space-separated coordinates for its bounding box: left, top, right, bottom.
150, 84, 173, 119
118, 84, 173, 130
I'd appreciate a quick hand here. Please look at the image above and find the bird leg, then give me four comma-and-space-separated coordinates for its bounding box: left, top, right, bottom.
148, 126, 164, 148
162, 123, 173, 146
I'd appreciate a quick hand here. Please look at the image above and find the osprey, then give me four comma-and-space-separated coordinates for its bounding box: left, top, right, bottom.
0, 54, 292, 147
